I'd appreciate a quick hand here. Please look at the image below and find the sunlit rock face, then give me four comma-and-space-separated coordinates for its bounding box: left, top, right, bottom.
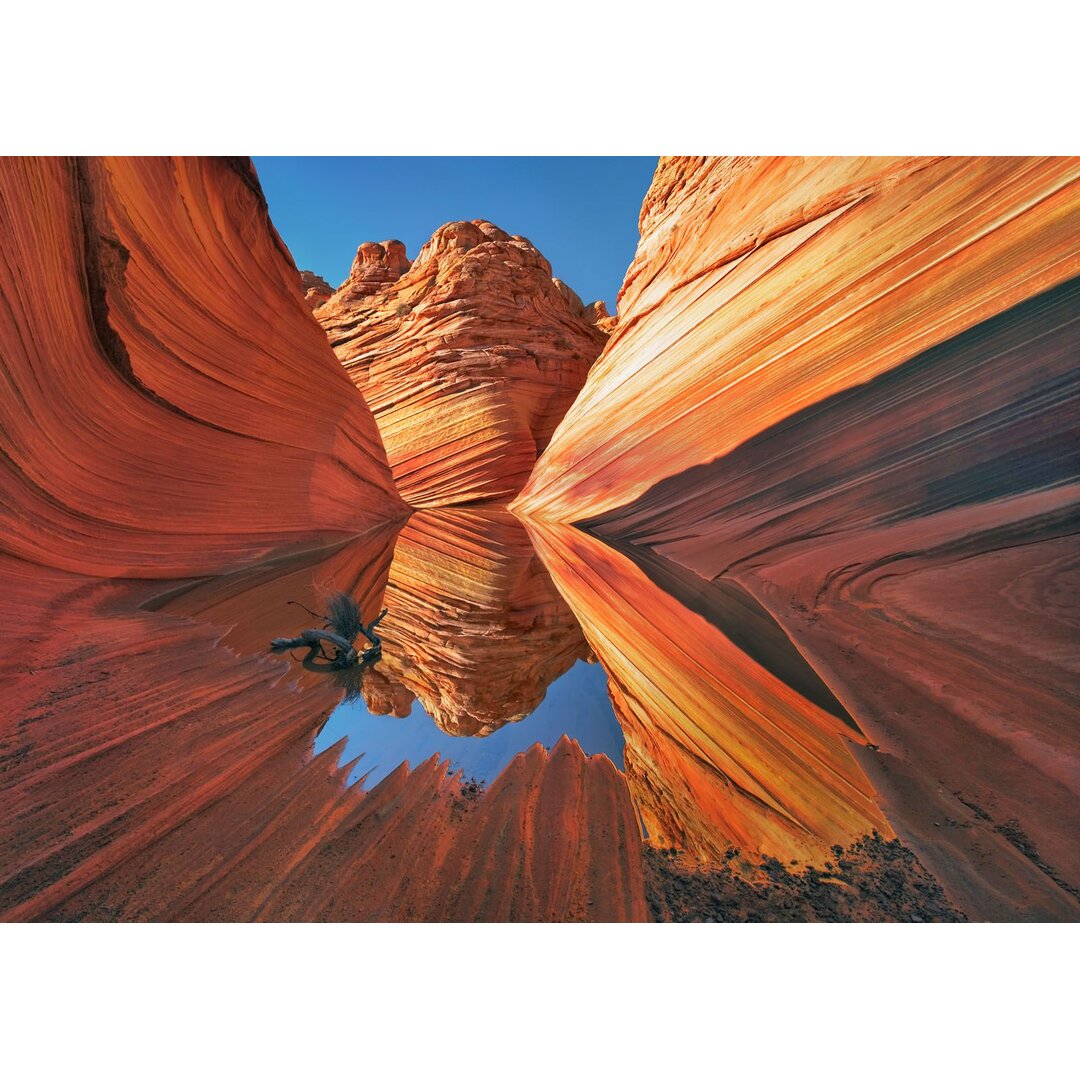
330, 238, 412, 301
526, 521, 892, 869
364, 507, 592, 736
315, 220, 609, 507
0, 156, 406, 579
515, 156, 1080, 919
298, 269, 333, 308
517, 157, 1080, 522
0, 534, 645, 922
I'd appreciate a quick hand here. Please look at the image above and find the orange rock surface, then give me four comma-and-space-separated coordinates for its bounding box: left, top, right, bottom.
316, 220, 609, 506
514, 156, 1080, 918
0, 158, 646, 924
0, 157, 406, 578
299, 269, 333, 308
526, 520, 891, 867
516, 157, 1080, 521
361, 507, 591, 735
6, 154, 1077, 922
0, 541, 646, 922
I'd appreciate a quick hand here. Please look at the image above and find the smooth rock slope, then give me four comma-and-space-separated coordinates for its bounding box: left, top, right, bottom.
514, 156, 1080, 918
0, 156, 406, 579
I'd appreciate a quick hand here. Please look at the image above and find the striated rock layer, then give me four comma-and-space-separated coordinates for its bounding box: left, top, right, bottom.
0, 157, 405, 579
515, 156, 1080, 919
316, 220, 609, 507
517, 157, 1080, 521
362, 507, 592, 735
0, 542, 646, 922
526, 519, 892, 869
299, 269, 333, 308
0, 157, 642, 923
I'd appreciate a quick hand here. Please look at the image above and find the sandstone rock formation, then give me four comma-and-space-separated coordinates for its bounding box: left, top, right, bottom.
330, 238, 411, 301
515, 156, 1080, 919
315, 220, 609, 507
5, 154, 1078, 923
299, 269, 333, 308
0, 538, 645, 922
0, 157, 406, 579
517, 157, 1080, 522
360, 507, 592, 735
583, 299, 617, 334
526, 519, 892, 869
0, 159, 643, 925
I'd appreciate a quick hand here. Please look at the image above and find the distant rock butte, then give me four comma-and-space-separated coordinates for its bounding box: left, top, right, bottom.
298, 269, 333, 308
0, 157, 406, 578
515, 156, 1080, 919
315, 220, 610, 507
330, 238, 411, 301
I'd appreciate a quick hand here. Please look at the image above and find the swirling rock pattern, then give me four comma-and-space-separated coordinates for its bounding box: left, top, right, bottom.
516, 157, 1080, 521
0, 157, 406, 578
515, 156, 1080, 919
0, 539, 646, 922
316, 220, 609, 507
361, 507, 592, 735
0, 158, 642, 923
5, 154, 1078, 922
526, 520, 891, 868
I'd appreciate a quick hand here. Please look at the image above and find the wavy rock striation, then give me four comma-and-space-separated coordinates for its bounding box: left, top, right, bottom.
517, 157, 1080, 521
0, 157, 649, 924
515, 156, 1080, 919
0, 157, 405, 579
360, 507, 592, 735
316, 220, 609, 507
526, 520, 892, 868
0, 158, 646, 924
0, 541, 646, 922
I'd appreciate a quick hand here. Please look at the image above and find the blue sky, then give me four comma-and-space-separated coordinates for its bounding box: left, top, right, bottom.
252, 156, 658, 312
314, 659, 625, 791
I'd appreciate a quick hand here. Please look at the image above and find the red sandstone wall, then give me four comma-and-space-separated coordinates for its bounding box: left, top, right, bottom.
514, 156, 1080, 918
0, 157, 406, 579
